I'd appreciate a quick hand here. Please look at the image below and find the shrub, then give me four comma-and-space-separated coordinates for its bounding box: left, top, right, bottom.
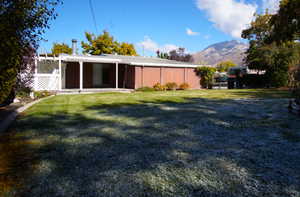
34, 91, 51, 99
153, 83, 166, 91
165, 82, 178, 90
16, 87, 32, 98
179, 83, 190, 90
196, 66, 217, 89
136, 87, 155, 92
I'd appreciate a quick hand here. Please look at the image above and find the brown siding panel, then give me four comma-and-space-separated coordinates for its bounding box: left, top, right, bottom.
134, 66, 200, 89
65, 62, 79, 89
83, 63, 93, 88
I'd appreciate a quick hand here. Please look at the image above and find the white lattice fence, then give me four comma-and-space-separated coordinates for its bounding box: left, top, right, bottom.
34, 70, 60, 91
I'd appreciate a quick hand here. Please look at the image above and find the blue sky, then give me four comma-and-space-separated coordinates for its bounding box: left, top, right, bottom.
40, 0, 280, 56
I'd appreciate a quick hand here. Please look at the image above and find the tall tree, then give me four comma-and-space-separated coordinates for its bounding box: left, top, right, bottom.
270, 0, 300, 43
241, 11, 299, 87
81, 31, 137, 56
0, 0, 61, 104
216, 60, 237, 72
51, 42, 72, 55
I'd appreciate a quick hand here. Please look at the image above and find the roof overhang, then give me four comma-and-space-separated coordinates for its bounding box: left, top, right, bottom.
35, 54, 202, 68
60, 55, 121, 63
129, 62, 199, 68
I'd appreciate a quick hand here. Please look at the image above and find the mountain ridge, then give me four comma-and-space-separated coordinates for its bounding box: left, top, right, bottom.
192, 40, 248, 66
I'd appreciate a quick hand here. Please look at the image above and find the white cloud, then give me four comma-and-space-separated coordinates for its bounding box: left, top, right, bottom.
137, 36, 179, 53
262, 0, 280, 14
137, 36, 159, 52
161, 44, 178, 52
204, 35, 211, 40
196, 0, 257, 38
186, 28, 199, 36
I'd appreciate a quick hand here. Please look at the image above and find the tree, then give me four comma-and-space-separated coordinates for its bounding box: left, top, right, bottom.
52, 43, 72, 55
81, 31, 137, 56
196, 66, 216, 89
169, 48, 193, 62
241, 11, 299, 87
270, 0, 300, 43
242, 13, 274, 71
156, 50, 169, 59
0, 0, 61, 104
156, 48, 193, 62
216, 60, 237, 72
117, 42, 137, 56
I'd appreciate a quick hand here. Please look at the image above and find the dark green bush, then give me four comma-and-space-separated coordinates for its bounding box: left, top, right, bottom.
16, 87, 32, 98
165, 82, 178, 90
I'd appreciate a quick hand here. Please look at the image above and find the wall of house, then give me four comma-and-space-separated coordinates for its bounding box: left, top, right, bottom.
134, 66, 200, 89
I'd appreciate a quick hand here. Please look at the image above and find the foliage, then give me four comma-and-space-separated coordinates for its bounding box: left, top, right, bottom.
81, 31, 137, 56
136, 87, 155, 92
243, 74, 267, 88
242, 10, 300, 88
216, 61, 237, 72
179, 83, 190, 90
34, 91, 52, 99
270, 0, 300, 43
16, 87, 31, 99
51, 42, 72, 55
165, 82, 178, 90
0, 0, 61, 104
153, 83, 167, 91
196, 66, 217, 88
117, 42, 137, 56
156, 48, 193, 62
156, 51, 169, 59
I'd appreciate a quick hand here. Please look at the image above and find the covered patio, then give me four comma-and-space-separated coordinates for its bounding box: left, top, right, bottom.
34, 54, 134, 92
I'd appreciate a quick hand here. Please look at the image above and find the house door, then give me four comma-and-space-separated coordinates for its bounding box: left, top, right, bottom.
65, 62, 79, 89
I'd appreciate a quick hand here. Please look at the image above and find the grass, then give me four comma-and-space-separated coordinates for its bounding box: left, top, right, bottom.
1, 89, 299, 197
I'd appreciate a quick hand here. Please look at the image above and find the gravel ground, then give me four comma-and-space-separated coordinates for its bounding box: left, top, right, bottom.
2, 93, 300, 197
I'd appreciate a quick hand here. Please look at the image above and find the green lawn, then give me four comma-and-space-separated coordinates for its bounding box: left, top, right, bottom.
1, 89, 300, 197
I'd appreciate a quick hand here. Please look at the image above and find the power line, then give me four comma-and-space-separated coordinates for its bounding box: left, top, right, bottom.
89, 0, 99, 34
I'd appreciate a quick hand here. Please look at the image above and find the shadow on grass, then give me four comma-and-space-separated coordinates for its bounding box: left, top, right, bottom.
2, 95, 300, 196
225, 89, 292, 99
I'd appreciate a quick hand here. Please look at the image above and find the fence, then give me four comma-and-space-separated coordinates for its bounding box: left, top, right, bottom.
34, 69, 60, 91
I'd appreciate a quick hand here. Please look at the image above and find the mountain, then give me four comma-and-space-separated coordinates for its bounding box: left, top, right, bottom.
192, 40, 248, 66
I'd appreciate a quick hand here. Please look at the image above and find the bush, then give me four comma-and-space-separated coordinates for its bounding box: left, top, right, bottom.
196, 66, 217, 89
16, 87, 32, 98
165, 82, 178, 90
34, 91, 51, 99
179, 83, 190, 90
136, 87, 155, 92
153, 83, 166, 91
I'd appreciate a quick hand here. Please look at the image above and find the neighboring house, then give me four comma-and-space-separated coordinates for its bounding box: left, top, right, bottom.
33, 40, 202, 91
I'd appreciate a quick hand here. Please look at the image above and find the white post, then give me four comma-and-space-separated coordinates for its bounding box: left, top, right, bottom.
80, 61, 83, 90
34, 58, 38, 91
59, 57, 62, 91
115, 62, 118, 89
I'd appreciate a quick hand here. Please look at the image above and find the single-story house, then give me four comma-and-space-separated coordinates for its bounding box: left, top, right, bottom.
34, 41, 202, 91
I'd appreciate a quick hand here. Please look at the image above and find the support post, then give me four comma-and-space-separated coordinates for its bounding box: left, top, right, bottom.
79, 61, 83, 90
59, 57, 62, 91
115, 62, 119, 89
34, 58, 38, 91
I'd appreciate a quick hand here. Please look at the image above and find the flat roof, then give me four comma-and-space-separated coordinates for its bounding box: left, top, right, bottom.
38, 54, 203, 68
